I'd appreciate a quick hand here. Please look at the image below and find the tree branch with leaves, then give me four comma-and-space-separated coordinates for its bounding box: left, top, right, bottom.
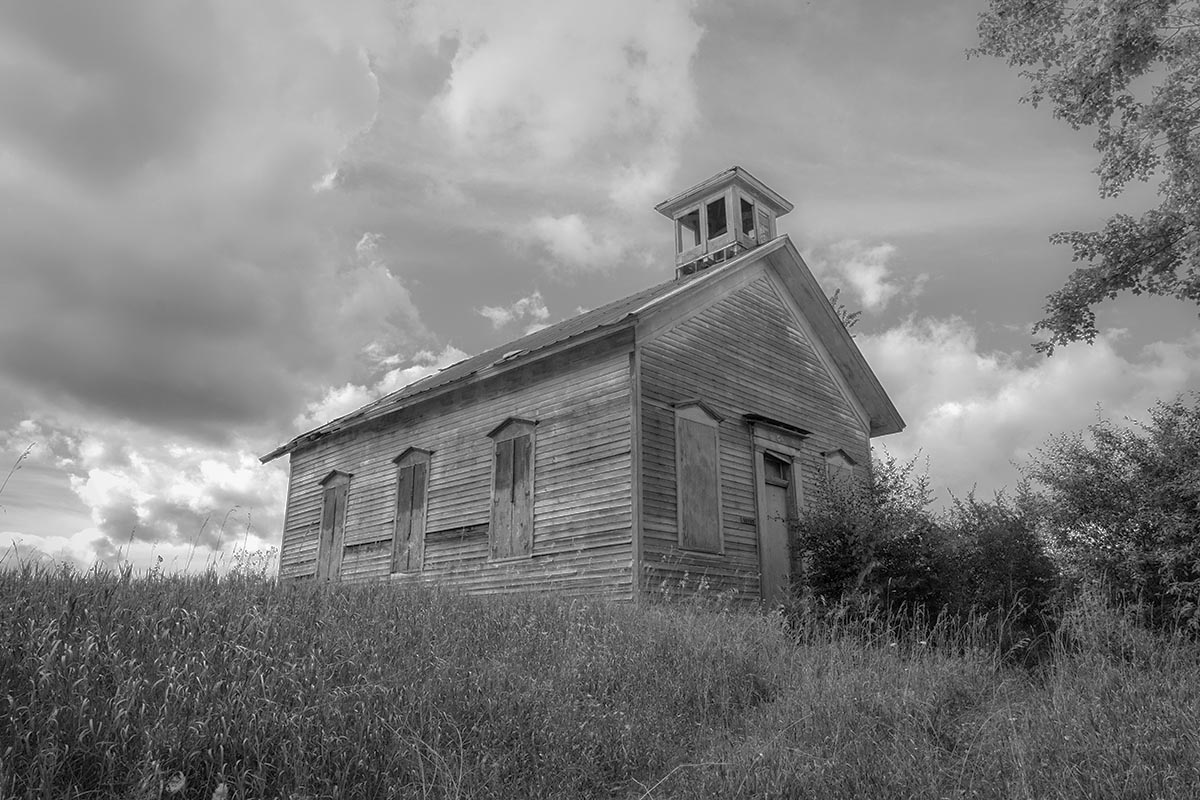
972, 0, 1200, 353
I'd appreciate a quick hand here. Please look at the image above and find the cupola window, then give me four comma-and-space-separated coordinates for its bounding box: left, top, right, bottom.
740, 197, 756, 238
677, 208, 701, 252
654, 166, 794, 278
706, 197, 728, 239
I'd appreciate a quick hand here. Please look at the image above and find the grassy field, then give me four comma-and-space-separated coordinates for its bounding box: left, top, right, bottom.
2, 566, 1199, 799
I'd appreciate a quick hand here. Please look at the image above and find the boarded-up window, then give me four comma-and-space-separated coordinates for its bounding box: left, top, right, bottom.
675, 401, 723, 553
316, 470, 351, 582
392, 448, 431, 573
487, 418, 536, 559
824, 449, 858, 487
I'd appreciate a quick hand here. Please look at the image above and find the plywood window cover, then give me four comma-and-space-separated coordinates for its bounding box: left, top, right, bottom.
488, 418, 536, 561
318, 469, 353, 487
392, 449, 431, 574
822, 449, 858, 468
823, 449, 859, 488
316, 471, 351, 583
674, 402, 724, 555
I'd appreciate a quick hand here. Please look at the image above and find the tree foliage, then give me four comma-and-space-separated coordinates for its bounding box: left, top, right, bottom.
1025, 393, 1200, 628
973, 0, 1200, 353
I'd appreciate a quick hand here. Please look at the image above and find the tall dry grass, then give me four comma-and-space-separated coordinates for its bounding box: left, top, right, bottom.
3, 566, 1199, 799
0, 564, 788, 799
654, 587, 1200, 799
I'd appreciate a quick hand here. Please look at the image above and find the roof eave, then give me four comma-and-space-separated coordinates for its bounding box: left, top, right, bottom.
653, 166, 794, 218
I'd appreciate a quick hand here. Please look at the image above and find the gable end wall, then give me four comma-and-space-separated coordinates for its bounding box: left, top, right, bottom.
638, 271, 871, 601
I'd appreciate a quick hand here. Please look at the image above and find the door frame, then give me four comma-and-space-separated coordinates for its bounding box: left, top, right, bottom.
748, 419, 808, 602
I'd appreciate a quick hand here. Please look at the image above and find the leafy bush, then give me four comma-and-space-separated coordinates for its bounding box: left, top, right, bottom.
942, 492, 1060, 660
793, 452, 945, 613
792, 454, 1060, 656
1026, 394, 1200, 630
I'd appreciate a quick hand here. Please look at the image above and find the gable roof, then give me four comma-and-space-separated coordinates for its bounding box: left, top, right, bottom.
260, 236, 904, 463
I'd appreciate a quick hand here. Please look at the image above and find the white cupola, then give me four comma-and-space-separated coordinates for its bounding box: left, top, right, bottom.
654, 166, 793, 278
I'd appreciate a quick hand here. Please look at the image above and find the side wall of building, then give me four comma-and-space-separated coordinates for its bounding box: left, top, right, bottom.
278, 332, 636, 597
637, 268, 871, 600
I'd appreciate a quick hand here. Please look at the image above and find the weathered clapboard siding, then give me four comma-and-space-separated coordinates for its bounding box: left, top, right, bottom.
637, 270, 871, 601
278, 331, 635, 598
393, 541, 634, 597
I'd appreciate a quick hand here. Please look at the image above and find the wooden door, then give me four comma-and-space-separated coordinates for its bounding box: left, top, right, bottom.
759, 452, 793, 605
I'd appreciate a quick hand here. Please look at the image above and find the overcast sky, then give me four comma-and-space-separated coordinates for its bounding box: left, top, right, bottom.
3, 0, 1198, 571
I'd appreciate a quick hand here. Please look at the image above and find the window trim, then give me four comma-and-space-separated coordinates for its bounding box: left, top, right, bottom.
674, 400, 725, 554
487, 417, 537, 561
391, 447, 432, 574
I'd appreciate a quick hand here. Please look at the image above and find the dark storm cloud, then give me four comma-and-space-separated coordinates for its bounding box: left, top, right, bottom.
0, 1, 426, 442
0, 223, 341, 438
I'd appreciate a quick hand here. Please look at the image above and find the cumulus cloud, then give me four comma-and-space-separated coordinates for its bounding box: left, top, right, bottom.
1, 418, 285, 571
0, 2, 458, 569
410, 0, 699, 168
859, 319, 1200, 505
356, 0, 703, 266
478, 290, 551, 331
806, 240, 925, 312
293, 345, 469, 432
525, 215, 630, 270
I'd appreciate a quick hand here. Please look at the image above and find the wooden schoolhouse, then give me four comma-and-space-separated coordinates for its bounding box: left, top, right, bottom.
261, 167, 904, 604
